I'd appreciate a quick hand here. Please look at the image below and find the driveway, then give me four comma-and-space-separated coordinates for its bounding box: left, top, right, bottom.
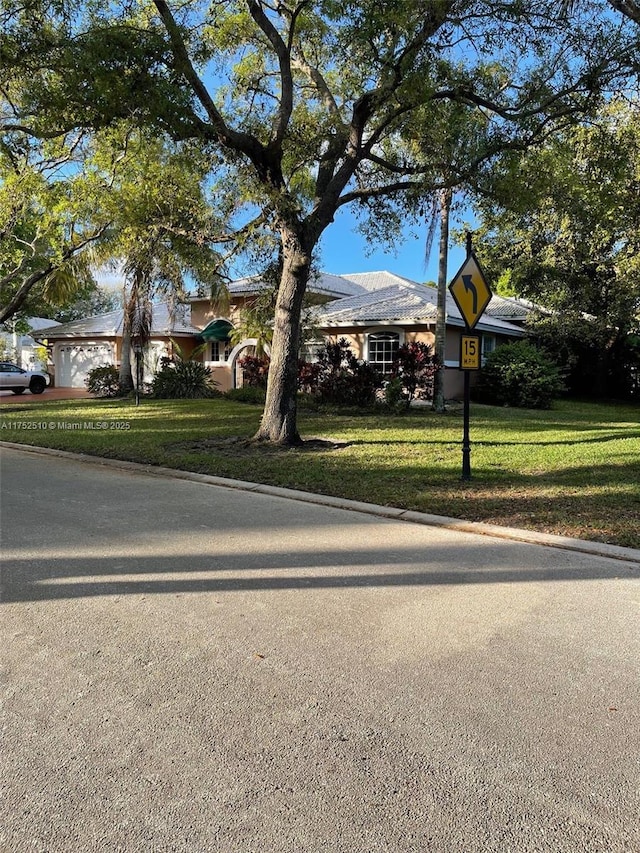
1, 446, 639, 853
0, 387, 92, 403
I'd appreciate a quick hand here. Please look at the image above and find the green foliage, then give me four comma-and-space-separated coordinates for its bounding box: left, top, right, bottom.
391, 342, 438, 408
151, 358, 219, 399
383, 377, 405, 411
2, 0, 639, 440
0, 336, 16, 361
300, 338, 382, 407
473, 97, 640, 397
54, 284, 121, 323
0, 131, 104, 322
224, 386, 267, 405
229, 284, 276, 357
84, 364, 121, 398
478, 341, 564, 409
525, 311, 639, 399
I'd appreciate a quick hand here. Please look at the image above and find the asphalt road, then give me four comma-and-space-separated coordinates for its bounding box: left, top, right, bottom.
1, 446, 639, 853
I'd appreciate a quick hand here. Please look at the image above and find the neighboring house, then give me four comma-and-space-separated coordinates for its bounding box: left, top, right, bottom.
35, 270, 531, 395
0, 317, 60, 372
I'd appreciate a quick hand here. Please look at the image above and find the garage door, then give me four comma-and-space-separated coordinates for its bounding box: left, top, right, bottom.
55, 343, 114, 388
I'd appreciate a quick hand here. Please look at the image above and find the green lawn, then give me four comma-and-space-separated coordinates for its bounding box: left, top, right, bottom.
1, 396, 639, 548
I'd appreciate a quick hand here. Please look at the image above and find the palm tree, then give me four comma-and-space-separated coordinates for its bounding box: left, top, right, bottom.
89, 130, 228, 392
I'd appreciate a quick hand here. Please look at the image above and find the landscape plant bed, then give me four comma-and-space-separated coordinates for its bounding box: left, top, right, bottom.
1, 396, 638, 549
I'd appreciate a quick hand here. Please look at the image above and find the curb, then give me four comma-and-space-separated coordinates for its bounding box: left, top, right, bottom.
2, 440, 639, 566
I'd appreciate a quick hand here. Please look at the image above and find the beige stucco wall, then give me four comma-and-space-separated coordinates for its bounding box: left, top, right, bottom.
316, 325, 436, 356
190, 297, 246, 329
205, 363, 233, 393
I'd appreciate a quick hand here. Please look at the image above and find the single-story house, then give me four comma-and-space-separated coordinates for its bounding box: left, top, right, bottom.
36, 270, 531, 395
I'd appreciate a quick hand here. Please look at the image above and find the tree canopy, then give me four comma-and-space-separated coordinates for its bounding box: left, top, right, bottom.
0, 129, 109, 323
2, 1, 639, 438
473, 97, 640, 396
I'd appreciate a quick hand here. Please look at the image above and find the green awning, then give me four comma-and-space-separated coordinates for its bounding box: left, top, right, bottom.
199, 319, 233, 342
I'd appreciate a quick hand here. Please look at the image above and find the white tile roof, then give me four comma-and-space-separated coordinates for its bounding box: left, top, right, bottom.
226, 276, 268, 295
315, 272, 527, 336
339, 271, 422, 292
314, 285, 438, 324
309, 272, 368, 297
483, 294, 533, 322
223, 271, 367, 299
36, 304, 201, 338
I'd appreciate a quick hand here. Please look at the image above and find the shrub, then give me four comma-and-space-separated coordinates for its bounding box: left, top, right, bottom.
297, 360, 323, 394
151, 358, 219, 399
85, 364, 122, 398
527, 311, 640, 400
383, 376, 405, 410
238, 354, 270, 388
298, 338, 381, 407
478, 341, 564, 409
224, 386, 267, 404
391, 342, 438, 407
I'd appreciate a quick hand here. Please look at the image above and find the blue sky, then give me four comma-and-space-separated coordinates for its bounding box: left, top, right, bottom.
317, 206, 468, 284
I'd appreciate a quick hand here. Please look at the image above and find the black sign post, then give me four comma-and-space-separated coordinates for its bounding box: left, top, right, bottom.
448, 233, 492, 480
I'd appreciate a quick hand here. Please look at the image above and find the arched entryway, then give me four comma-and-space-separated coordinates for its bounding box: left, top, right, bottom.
228, 339, 271, 388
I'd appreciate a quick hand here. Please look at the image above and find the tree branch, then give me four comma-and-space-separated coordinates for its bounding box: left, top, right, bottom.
610, 0, 640, 23
152, 0, 267, 165
0, 225, 109, 323
336, 180, 426, 208
246, 0, 294, 147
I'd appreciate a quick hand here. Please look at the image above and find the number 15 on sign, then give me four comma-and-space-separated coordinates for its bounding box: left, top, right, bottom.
460, 335, 481, 370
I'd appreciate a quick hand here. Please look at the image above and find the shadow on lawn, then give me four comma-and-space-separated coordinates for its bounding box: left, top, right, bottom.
349, 430, 640, 448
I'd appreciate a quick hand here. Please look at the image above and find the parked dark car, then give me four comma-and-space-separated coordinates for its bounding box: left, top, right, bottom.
0, 362, 50, 394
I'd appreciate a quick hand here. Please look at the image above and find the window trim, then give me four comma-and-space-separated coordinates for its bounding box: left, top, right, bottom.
481, 334, 496, 364
366, 329, 403, 375
208, 339, 233, 364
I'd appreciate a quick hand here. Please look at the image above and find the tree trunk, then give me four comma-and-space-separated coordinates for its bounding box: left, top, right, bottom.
253, 227, 310, 444
432, 188, 451, 413
119, 302, 134, 393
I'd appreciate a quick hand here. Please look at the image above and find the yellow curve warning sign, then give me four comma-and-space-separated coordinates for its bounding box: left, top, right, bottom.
449, 254, 492, 330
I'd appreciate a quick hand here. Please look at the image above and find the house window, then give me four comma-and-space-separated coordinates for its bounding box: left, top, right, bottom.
210, 340, 232, 362
482, 335, 496, 362
367, 331, 400, 375
301, 340, 325, 362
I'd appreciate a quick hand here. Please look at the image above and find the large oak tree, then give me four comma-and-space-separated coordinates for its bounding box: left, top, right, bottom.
2, 1, 637, 441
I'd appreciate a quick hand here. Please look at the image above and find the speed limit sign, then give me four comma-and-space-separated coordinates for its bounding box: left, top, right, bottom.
460, 335, 481, 370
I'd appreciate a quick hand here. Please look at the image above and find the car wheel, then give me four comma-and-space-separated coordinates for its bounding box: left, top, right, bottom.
29, 377, 46, 394
11, 387, 25, 395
